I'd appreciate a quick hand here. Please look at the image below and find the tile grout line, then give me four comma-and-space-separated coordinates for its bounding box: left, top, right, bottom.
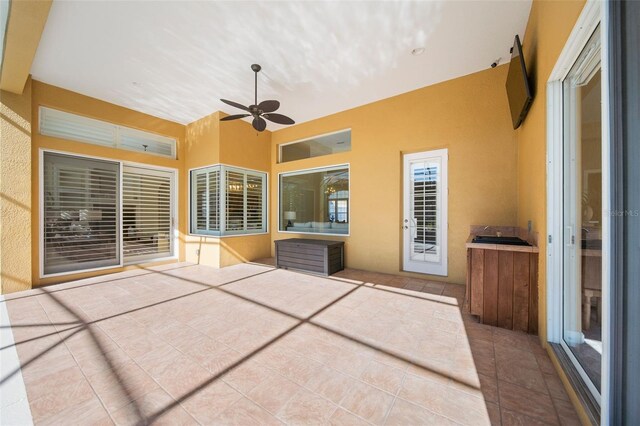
138, 267, 371, 423
0, 263, 199, 304
33, 291, 121, 426
94, 319, 204, 425
492, 329, 504, 425
380, 369, 408, 425
8, 265, 483, 425
0, 295, 34, 426
20, 269, 275, 425
85, 272, 280, 425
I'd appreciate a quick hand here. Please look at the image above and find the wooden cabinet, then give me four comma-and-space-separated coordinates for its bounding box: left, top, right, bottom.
275, 238, 344, 276
466, 248, 538, 334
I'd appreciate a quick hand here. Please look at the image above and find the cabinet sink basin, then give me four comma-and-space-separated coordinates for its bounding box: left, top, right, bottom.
472, 235, 532, 246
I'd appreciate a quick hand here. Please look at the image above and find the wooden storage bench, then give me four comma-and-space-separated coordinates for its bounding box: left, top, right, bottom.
275, 238, 344, 276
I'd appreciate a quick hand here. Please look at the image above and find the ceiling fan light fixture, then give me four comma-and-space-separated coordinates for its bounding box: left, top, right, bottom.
220, 64, 295, 132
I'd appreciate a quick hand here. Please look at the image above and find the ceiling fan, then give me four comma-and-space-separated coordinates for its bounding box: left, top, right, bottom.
220, 64, 295, 132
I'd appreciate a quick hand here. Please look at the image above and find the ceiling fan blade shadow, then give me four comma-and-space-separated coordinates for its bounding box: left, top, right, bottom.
220, 114, 250, 121
252, 116, 267, 132
262, 113, 295, 125
258, 100, 280, 113
220, 99, 249, 111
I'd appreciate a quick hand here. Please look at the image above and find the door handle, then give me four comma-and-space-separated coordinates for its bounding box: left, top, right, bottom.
565, 226, 574, 246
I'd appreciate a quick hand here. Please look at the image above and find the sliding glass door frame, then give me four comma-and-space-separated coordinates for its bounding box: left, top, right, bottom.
546, 0, 610, 419
39, 148, 178, 278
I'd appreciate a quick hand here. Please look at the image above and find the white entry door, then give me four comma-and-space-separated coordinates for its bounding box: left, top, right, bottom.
403, 149, 448, 276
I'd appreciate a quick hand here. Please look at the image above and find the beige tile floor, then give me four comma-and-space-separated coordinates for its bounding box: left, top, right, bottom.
1, 261, 579, 425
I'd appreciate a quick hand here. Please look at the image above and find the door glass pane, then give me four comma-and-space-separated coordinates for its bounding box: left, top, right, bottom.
562, 26, 602, 393
43, 153, 120, 274
123, 167, 173, 262
410, 159, 440, 262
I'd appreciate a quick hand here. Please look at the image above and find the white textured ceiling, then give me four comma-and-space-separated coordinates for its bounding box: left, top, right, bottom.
31, 0, 532, 128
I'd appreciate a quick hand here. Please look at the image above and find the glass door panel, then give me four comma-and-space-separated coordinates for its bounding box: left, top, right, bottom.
562, 26, 602, 397
43, 152, 120, 275
122, 166, 174, 263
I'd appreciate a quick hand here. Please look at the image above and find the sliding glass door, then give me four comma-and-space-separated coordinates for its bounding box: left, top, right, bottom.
42, 152, 175, 276
561, 26, 602, 399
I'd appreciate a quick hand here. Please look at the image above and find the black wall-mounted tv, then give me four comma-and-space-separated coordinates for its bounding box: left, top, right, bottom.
506, 35, 533, 129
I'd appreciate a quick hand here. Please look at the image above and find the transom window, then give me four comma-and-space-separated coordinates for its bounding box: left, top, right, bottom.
190, 165, 267, 236
39, 107, 177, 159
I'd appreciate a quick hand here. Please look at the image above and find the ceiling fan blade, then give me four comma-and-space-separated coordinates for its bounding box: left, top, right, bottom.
220, 114, 250, 121
258, 100, 280, 113
252, 116, 267, 132
262, 113, 295, 125
220, 99, 249, 112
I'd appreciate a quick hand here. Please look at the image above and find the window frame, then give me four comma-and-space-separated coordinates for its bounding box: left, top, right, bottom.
188, 164, 268, 238
277, 163, 350, 237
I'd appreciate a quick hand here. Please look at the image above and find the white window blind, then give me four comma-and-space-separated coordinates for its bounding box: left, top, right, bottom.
43, 152, 120, 275
191, 167, 220, 235
246, 174, 264, 230
39, 107, 177, 159
225, 170, 245, 232
412, 164, 439, 252
190, 165, 266, 236
123, 166, 173, 262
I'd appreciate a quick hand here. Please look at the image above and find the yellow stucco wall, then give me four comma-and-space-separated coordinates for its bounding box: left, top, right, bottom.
30, 81, 187, 287
183, 112, 272, 268
183, 112, 222, 268
270, 65, 518, 285
515, 0, 586, 342
515, 1, 588, 423
1, 79, 33, 293
219, 117, 272, 267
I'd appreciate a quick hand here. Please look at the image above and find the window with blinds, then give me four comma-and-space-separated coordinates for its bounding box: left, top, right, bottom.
191, 167, 220, 235
39, 107, 177, 159
190, 165, 267, 236
43, 152, 120, 275
123, 166, 173, 262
